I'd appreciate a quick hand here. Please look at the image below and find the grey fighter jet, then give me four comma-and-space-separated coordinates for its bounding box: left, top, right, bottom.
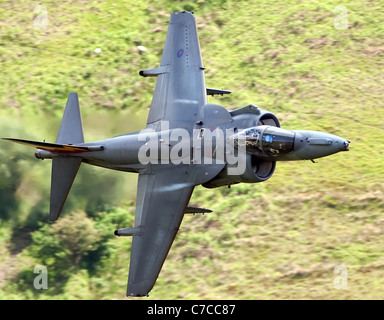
3, 11, 349, 297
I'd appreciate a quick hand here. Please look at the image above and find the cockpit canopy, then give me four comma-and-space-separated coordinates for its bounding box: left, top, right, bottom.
233, 126, 295, 156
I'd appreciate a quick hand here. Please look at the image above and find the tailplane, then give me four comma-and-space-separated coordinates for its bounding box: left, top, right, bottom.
2, 138, 100, 154
2, 92, 88, 220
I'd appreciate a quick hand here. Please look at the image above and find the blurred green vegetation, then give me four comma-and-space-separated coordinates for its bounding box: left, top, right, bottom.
0, 0, 383, 299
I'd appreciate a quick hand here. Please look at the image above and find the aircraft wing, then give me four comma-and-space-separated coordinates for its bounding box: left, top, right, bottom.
121, 11, 228, 297
123, 165, 195, 296
120, 160, 226, 296
142, 11, 207, 130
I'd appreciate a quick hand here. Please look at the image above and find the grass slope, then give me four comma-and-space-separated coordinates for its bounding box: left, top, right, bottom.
0, 0, 383, 299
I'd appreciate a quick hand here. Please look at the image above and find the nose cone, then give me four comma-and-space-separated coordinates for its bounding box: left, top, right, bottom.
290, 130, 349, 160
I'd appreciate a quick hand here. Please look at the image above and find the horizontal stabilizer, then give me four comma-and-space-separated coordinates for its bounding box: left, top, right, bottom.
2, 138, 103, 153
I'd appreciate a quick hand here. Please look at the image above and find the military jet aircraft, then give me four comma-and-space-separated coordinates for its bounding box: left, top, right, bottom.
2, 11, 349, 297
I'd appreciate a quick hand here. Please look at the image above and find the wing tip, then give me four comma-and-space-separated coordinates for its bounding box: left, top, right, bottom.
171, 11, 195, 23
126, 281, 152, 297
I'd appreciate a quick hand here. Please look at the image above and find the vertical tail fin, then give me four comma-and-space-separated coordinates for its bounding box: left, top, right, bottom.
56, 92, 84, 144
49, 92, 84, 220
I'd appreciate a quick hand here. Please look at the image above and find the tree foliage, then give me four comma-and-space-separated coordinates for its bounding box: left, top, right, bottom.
28, 211, 101, 280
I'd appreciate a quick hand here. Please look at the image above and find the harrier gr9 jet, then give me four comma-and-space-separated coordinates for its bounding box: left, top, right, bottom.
3, 11, 349, 297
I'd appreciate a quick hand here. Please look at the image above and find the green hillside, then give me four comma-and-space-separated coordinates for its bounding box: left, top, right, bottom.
0, 0, 383, 299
